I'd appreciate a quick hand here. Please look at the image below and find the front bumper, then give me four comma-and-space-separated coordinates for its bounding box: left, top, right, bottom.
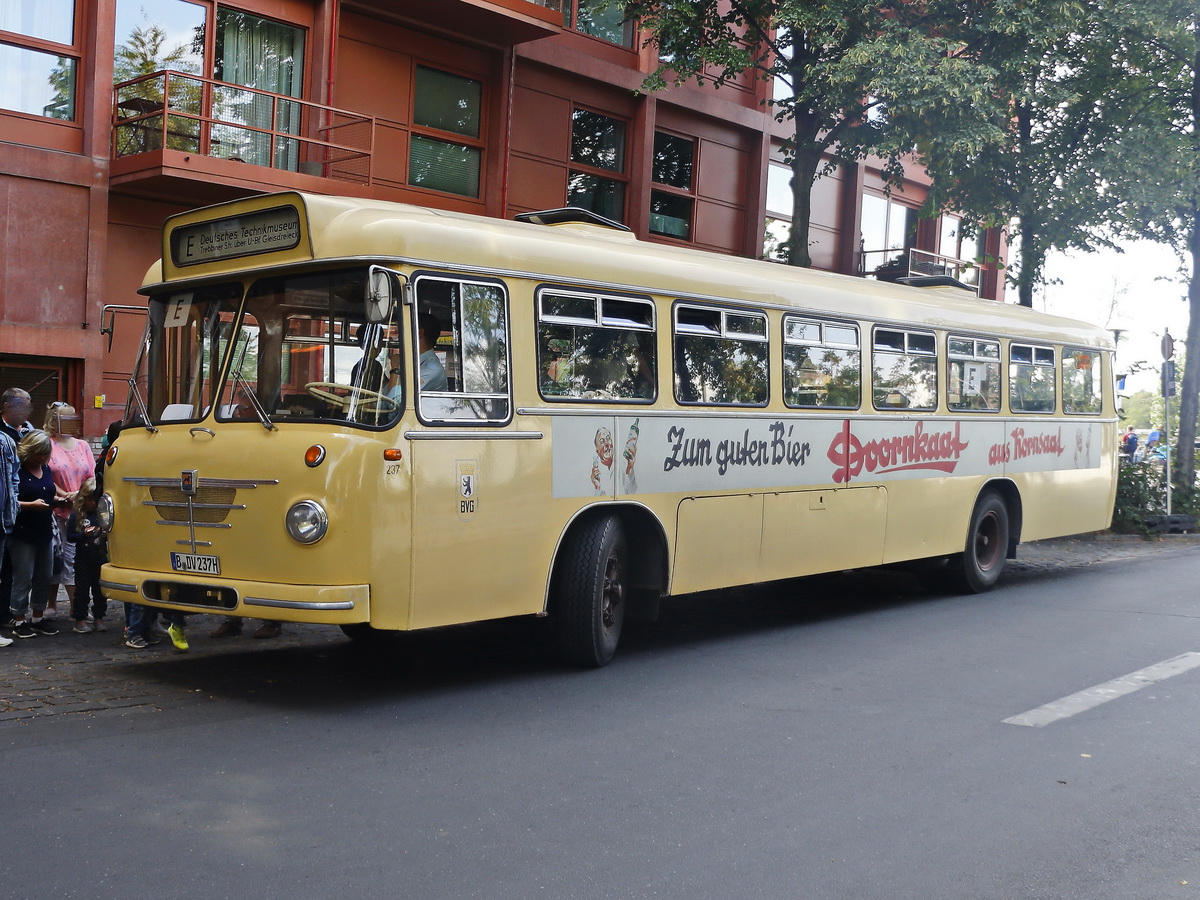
99, 563, 370, 624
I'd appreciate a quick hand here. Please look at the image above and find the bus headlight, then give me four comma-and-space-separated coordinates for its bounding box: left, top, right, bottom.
285, 500, 328, 544
97, 493, 115, 532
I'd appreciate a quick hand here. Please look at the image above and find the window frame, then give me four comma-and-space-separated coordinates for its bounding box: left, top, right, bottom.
649, 130, 696, 241
946, 334, 1001, 413
536, 286, 657, 404
871, 326, 938, 411
407, 62, 487, 200
0, 0, 82, 128
1061, 346, 1103, 416
567, 106, 629, 224
1008, 342, 1057, 414
411, 271, 512, 427
781, 315, 861, 410
673, 302, 770, 408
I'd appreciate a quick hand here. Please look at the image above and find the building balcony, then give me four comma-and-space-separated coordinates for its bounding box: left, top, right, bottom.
111, 71, 380, 204
347, 0, 563, 45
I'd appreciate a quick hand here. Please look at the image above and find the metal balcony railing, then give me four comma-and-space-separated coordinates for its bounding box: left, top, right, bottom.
861, 247, 980, 294
113, 71, 373, 184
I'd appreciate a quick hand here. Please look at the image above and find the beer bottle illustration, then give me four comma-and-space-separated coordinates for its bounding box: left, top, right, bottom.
624, 418, 640, 461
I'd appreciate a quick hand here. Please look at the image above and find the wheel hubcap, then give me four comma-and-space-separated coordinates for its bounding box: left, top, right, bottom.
601, 555, 623, 630
976, 511, 1002, 570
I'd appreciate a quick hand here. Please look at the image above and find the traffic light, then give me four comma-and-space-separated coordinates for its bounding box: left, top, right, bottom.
1163, 360, 1177, 397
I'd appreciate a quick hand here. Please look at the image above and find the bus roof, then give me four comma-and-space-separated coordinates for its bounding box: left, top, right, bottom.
155, 191, 1111, 348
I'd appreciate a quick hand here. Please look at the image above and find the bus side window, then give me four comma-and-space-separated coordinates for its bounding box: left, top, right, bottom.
1010, 344, 1056, 413
413, 276, 511, 424
782, 316, 860, 409
1062, 348, 1102, 414
673, 304, 768, 406
536, 290, 656, 402
947, 336, 1000, 412
872, 328, 938, 410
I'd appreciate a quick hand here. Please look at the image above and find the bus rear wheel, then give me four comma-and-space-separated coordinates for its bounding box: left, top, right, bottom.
950, 490, 1010, 593
552, 514, 627, 668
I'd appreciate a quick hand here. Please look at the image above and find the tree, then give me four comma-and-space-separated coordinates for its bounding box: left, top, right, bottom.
921, 0, 1165, 307
1107, 0, 1199, 488
620, 0, 1004, 268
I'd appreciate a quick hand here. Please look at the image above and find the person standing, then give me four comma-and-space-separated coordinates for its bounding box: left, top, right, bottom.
0, 388, 33, 444
43, 403, 96, 620
9, 430, 67, 638
68, 477, 108, 634
0, 387, 33, 630
0, 427, 17, 648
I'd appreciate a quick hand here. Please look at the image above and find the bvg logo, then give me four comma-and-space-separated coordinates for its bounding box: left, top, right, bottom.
457, 460, 478, 521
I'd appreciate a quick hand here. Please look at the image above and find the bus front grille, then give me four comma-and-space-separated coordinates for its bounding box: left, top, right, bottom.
148, 485, 238, 523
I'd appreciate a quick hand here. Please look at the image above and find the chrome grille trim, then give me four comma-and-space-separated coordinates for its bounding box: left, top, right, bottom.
125, 477, 279, 488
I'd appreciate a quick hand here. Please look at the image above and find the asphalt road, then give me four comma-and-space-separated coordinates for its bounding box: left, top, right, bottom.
4, 537, 1200, 899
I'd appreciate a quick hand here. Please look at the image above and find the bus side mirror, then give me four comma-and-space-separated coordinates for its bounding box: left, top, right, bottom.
365, 267, 395, 323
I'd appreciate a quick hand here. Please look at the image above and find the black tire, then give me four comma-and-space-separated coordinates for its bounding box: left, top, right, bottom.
948, 491, 1010, 593
339, 623, 394, 645
551, 515, 627, 668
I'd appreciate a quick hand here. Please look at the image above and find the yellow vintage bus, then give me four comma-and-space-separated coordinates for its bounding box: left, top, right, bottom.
99, 192, 1116, 666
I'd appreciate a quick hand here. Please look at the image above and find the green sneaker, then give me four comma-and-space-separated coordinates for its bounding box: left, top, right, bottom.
167, 623, 189, 652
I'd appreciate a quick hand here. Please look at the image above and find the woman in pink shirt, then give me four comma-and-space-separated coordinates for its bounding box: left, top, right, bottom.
44, 403, 96, 623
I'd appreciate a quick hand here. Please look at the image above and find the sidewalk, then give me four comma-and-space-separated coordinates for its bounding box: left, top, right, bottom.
3, 534, 1199, 723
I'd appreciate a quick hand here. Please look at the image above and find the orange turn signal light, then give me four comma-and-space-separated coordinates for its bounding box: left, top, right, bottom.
104, 444, 119, 466
383, 448, 403, 462
304, 444, 326, 467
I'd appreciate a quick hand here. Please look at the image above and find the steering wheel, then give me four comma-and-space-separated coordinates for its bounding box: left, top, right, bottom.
305, 382, 398, 414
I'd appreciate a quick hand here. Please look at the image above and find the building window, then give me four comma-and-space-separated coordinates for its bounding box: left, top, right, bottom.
409, 66, 484, 198
861, 194, 918, 277
649, 132, 695, 240
0, 0, 78, 120
568, 108, 627, 223
569, 0, 634, 46
763, 161, 792, 261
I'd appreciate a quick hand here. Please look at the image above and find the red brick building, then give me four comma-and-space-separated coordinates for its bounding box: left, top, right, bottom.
0, 0, 1004, 437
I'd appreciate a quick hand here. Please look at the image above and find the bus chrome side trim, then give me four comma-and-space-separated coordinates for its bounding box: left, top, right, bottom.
125, 477, 279, 488
404, 430, 543, 440
244, 596, 356, 611
100, 580, 138, 593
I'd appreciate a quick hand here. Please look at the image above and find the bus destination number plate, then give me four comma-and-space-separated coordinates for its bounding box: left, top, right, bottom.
171, 553, 221, 575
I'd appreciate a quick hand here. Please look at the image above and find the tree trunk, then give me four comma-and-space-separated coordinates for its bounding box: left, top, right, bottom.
1015, 216, 1037, 308
786, 142, 824, 269
1175, 201, 1200, 493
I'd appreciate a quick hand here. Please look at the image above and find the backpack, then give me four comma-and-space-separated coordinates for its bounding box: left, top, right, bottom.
1124, 432, 1138, 454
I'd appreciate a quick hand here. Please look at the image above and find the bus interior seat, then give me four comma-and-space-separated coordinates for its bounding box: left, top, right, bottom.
160, 403, 194, 421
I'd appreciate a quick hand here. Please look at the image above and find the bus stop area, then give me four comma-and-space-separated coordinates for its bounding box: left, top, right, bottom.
2, 533, 1198, 724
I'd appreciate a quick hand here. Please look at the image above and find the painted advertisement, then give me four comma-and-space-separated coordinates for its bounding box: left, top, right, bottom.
550, 414, 1105, 499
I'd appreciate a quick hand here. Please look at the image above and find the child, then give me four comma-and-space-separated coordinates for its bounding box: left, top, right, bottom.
67, 477, 108, 634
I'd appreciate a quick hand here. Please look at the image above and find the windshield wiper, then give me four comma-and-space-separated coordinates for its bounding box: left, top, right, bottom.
231, 368, 276, 431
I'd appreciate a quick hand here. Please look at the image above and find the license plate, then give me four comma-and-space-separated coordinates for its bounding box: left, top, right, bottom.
170, 552, 221, 575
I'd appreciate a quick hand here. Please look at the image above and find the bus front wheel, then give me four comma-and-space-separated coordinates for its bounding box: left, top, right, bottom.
552, 515, 627, 668
950, 491, 1010, 593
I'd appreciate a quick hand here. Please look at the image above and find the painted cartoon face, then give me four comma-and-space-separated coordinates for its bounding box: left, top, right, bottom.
594, 427, 614, 468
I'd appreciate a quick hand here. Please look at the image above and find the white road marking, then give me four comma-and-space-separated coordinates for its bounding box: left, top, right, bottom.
1003, 652, 1200, 727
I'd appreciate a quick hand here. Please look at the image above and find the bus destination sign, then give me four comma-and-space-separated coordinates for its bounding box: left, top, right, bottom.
171, 206, 301, 266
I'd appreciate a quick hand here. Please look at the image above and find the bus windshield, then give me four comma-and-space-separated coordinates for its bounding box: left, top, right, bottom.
140, 267, 405, 428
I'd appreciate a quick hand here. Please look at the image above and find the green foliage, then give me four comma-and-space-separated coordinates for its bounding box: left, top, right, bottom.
1112, 460, 1166, 534
620, 0, 1006, 267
